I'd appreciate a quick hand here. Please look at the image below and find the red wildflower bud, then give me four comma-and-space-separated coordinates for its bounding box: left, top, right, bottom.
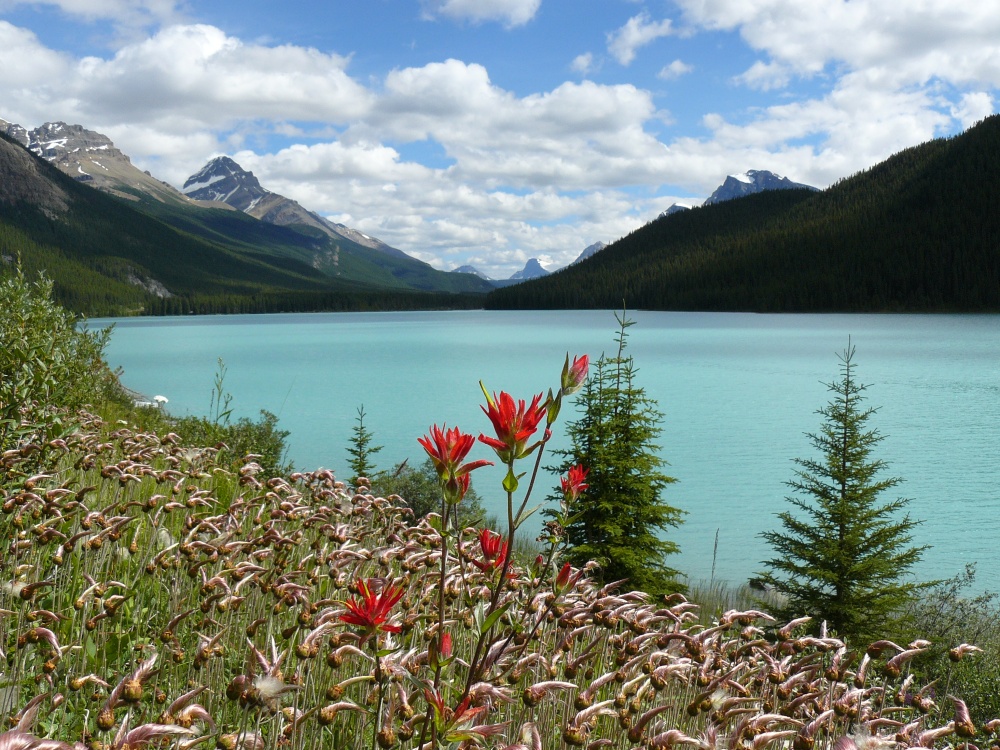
555, 562, 583, 593
561, 354, 589, 395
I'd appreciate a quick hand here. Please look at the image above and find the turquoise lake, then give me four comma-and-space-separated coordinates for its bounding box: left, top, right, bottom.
92, 309, 1000, 592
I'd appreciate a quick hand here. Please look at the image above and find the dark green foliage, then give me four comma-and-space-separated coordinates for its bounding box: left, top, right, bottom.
171, 410, 292, 479
0, 270, 121, 460
346, 405, 383, 483
487, 114, 1000, 312
757, 345, 927, 643
897, 565, 1000, 728
550, 311, 685, 594
374, 458, 486, 528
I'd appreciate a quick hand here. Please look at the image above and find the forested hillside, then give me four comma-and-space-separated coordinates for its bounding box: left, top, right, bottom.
0, 132, 486, 316
487, 115, 1000, 312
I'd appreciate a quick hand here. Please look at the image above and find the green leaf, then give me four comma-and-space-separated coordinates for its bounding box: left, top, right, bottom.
514, 503, 543, 528
479, 602, 512, 635
502, 467, 519, 493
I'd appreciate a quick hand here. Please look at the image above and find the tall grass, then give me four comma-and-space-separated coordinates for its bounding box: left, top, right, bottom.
1, 410, 995, 750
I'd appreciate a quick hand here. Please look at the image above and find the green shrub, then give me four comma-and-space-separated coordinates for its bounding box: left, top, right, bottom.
0, 271, 118, 463
374, 457, 487, 527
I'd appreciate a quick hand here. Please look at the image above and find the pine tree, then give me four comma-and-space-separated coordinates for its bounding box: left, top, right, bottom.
550, 311, 685, 594
757, 344, 928, 642
346, 405, 382, 484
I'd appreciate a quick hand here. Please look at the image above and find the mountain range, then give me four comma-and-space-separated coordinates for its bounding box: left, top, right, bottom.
9, 111, 990, 316
486, 114, 1000, 313
453, 241, 610, 286
0, 118, 493, 314
658, 170, 816, 218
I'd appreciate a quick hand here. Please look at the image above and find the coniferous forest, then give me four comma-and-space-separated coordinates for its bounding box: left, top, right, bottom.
487, 115, 1000, 312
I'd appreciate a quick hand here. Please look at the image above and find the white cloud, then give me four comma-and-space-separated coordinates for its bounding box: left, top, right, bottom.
0, 23, 373, 153
952, 91, 995, 130
657, 59, 693, 80
0, 0, 188, 40
423, 0, 541, 27
607, 12, 674, 66
571, 52, 593, 74
0, 21, 71, 92
734, 60, 790, 90
675, 0, 1000, 89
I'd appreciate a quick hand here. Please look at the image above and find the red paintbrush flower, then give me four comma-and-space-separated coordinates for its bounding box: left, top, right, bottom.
419, 424, 493, 503
471, 528, 511, 575
339, 579, 404, 636
478, 390, 547, 463
560, 464, 589, 503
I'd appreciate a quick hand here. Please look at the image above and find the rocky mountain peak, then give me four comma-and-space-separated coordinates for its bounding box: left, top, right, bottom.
509, 258, 550, 280
451, 264, 493, 281
704, 169, 816, 205
182, 156, 269, 211
0, 117, 193, 204
1, 120, 127, 164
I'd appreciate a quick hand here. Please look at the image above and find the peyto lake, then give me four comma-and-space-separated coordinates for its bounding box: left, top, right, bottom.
93, 309, 1000, 592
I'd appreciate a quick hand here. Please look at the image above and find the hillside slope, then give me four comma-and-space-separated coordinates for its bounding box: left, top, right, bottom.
0, 133, 483, 315
487, 115, 1000, 312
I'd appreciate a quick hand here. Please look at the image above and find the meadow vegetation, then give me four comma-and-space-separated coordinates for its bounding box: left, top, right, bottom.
2, 272, 1000, 750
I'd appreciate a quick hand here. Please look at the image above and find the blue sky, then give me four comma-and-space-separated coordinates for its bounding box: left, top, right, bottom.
1, 0, 997, 276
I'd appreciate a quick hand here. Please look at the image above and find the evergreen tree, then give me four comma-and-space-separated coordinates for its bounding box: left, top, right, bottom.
550, 311, 685, 594
346, 405, 382, 484
757, 344, 928, 642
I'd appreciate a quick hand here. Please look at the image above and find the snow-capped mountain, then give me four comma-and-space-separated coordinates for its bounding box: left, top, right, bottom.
183, 156, 410, 258
704, 169, 816, 205
451, 264, 494, 281
509, 258, 550, 281
658, 202, 695, 219
1, 119, 194, 204
571, 241, 607, 265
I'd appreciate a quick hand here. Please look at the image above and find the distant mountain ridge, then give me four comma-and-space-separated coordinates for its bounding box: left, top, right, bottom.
183, 156, 411, 259
658, 170, 816, 218
0, 118, 431, 270
0, 125, 490, 314
486, 115, 1000, 313
704, 169, 817, 205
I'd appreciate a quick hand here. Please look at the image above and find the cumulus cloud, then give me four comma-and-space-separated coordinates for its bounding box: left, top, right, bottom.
952, 91, 994, 130
422, 0, 541, 27
657, 59, 693, 80
365, 60, 673, 190
734, 60, 790, 90
675, 0, 1000, 89
607, 12, 674, 65
0, 21, 71, 90
0, 23, 372, 148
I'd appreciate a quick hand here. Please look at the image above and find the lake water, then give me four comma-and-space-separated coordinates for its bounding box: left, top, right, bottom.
92, 310, 1000, 592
